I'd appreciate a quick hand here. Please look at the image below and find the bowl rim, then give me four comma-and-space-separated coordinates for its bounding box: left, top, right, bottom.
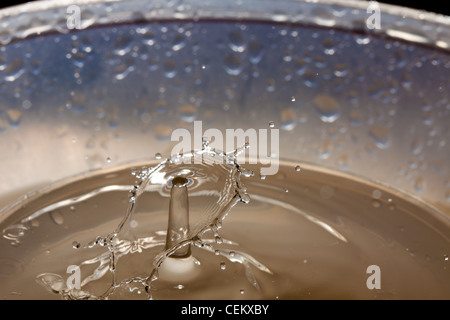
0, 0, 449, 50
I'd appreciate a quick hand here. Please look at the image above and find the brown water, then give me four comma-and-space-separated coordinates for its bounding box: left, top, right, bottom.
1, 149, 449, 299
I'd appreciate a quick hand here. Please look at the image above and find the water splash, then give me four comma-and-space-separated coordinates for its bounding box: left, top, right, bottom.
36, 142, 272, 299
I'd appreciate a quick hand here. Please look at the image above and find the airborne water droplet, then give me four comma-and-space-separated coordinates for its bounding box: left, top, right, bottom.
72, 241, 80, 249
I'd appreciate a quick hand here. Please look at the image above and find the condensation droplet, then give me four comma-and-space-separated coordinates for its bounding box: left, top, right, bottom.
163, 59, 177, 78
4, 58, 25, 82
372, 189, 382, 199
349, 110, 362, 126
313, 94, 340, 123
369, 125, 390, 149
224, 53, 242, 76
411, 137, 423, 155
280, 109, 296, 131
6, 109, 23, 127
155, 153, 162, 160
179, 105, 196, 123
220, 262, 226, 270
372, 199, 382, 208
295, 165, 301, 172
50, 211, 64, 225
248, 41, 264, 64
228, 31, 246, 52
155, 125, 173, 141
414, 176, 425, 193
337, 155, 349, 170
269, 121, 275, 128
112, 35, 133, 56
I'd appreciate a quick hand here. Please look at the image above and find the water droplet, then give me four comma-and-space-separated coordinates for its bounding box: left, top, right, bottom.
179, 105, 196, 123
6, 109, 23, 127
302, 69, 318, 88
269, 121, 275, 128
113, 59, 136, 80
313, 94, 340, 123
220, 262, 226, 270
155, 125, 173, 141
444, 254, 449, 261
349, 109, 362, 126
50, 211, 64, 225
336, 155, 349, 170
163, 59, 177, 78
355, 35, 371, 45
410, 137, 423, 155
369, 125, 390, 149
2, 224, 29, 245
155, 153, 162, 160
4, 58, 24, 82
72, 241, 80, 249
228, 31, 246, 52
171, 34, 186, 52
175, 284, 184, 290
265, 78, 276, 92
414, 176, 425, 193
240, 289, 245, 294
318, 140, 331, 159
224, 53, 242, 76
36, 273, 64, 293
229, 251, 235, 257
295, 165, 301, 172
215, 235, 223, 244
323, 38, 336, 55
248, 41, 263, 64
372, 199, 382, 208
372, 189, 382, 199
112, 35, 133, 56
106, 157, 112, 163
280, 109, 296, 131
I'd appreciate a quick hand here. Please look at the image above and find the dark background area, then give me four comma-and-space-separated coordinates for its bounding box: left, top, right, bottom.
0, 0, 448, 17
